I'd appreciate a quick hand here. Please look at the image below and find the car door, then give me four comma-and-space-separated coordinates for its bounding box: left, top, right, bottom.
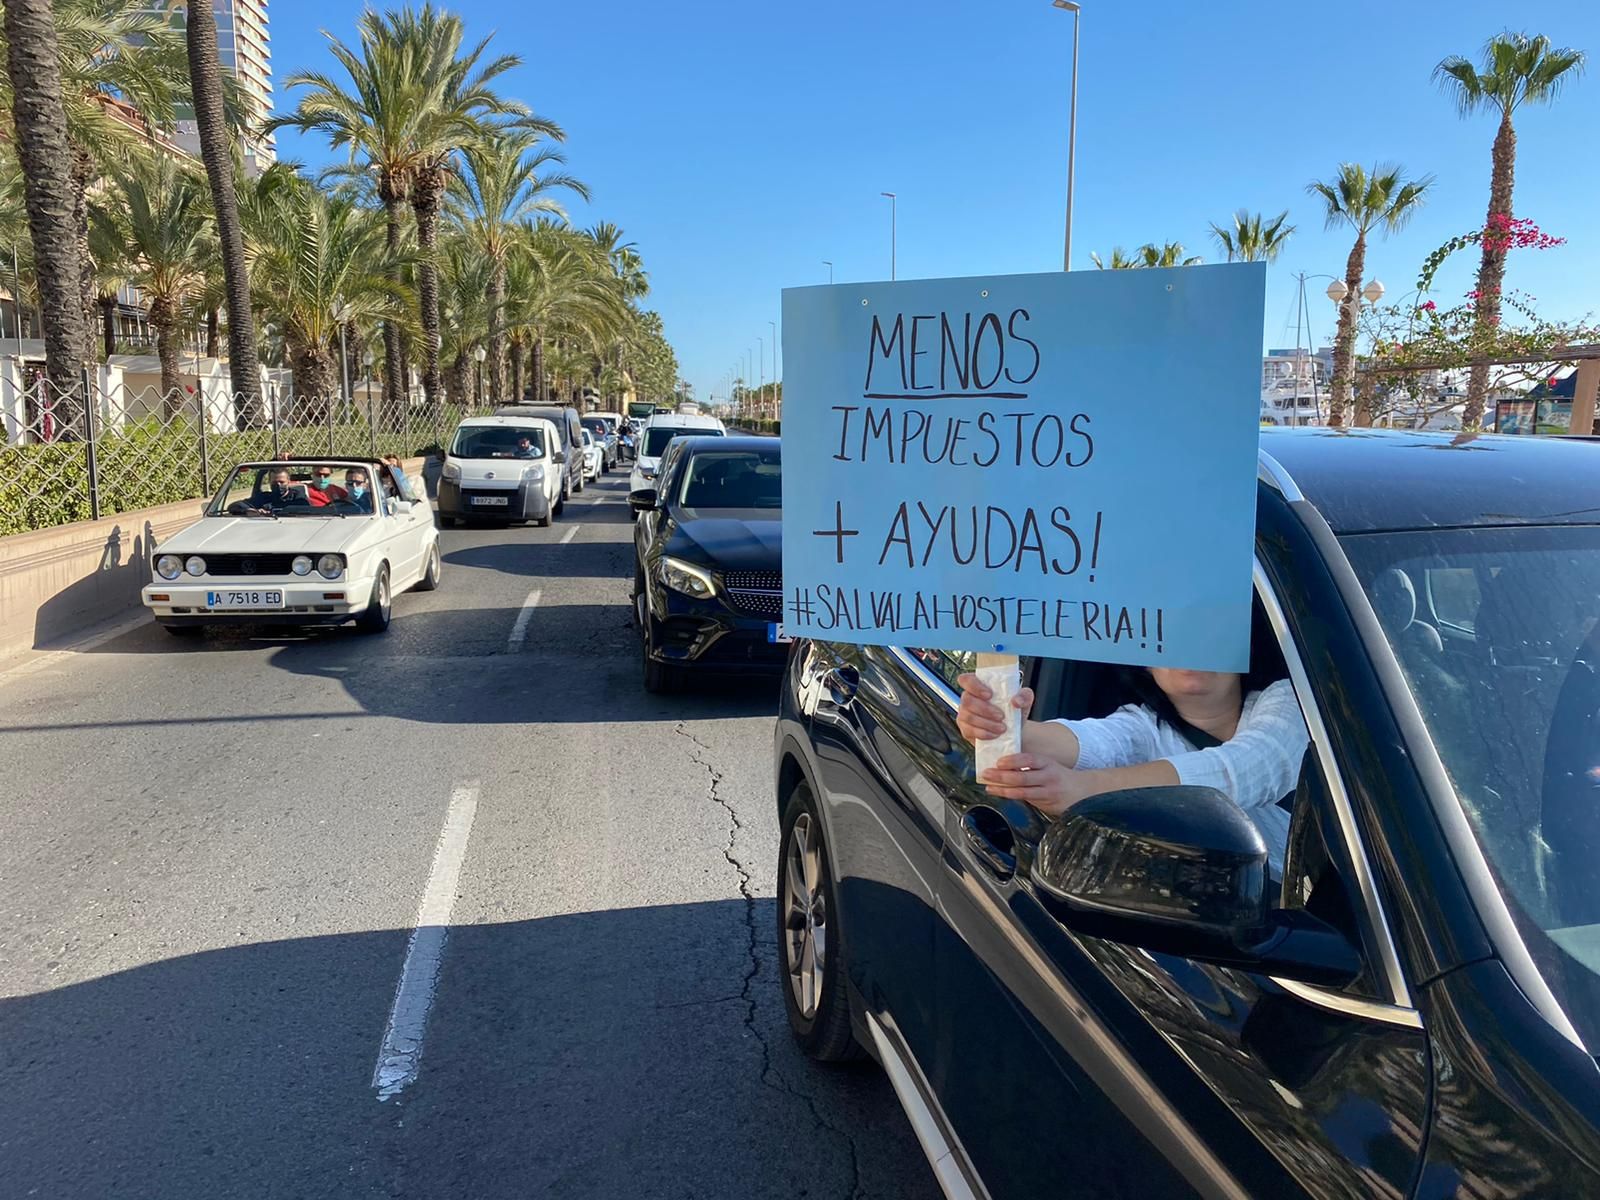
387, 467, 432, 587
931, 564, 1431, 1200
809, 641, 948, 1078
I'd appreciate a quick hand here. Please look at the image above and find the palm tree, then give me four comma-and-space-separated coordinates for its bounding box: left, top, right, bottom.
1435, 32, 1586, 428
242, 167, 404, 420
97, 154, 214, 414
586, 221, 650, 302
1136, 242, 1203, 268
451, 130, 588, 401
436, 232, 492, 406
1, 0, 92, 400
1307, 163, 1432, 426
87, 204, 132, 359
1209, 210, 1295, 263
1090, 247, 1140, 270
504, 221, 626, 404
183, 0, 261, 420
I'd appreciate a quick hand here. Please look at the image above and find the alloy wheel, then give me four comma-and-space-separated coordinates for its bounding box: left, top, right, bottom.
783, 812, 828, 1020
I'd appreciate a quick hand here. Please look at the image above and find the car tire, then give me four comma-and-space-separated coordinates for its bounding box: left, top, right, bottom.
535, 509, 552, 527
162, 623, 202, 637
640, 614, 681, 694
415, 543, 441, 591
574, 473, 585, 494
779, 783, 863, 1062
357, 566, 392, 633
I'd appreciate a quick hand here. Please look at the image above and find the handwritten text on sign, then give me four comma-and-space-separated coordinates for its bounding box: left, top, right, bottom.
779, 266, 1266, 671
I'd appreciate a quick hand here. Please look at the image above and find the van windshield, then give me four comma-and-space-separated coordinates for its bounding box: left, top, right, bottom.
451, 426, 545, 460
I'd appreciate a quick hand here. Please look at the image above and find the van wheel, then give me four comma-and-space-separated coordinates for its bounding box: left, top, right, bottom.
779, 783, 863, 1061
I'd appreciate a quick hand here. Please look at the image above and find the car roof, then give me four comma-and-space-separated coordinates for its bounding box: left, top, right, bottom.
676, 435, 777, 453
1259, 427, 1600, 534
495, 404, 576, 420
643, 414, 724, 429
456, 414, 557, 429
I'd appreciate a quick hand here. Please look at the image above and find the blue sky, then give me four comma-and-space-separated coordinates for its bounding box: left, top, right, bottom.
269, 0, 1598, 403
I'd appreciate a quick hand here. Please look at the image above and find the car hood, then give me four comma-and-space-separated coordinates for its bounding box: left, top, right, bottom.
666, 511, 782, 572
452, 459, 544, 485
158, 516, 369, 555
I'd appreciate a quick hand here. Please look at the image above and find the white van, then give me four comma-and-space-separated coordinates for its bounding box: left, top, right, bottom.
439, 415, 565, 526
629, 413, 727, 503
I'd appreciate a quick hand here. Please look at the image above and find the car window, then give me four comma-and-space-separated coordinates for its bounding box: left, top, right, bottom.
1343, 525, 1600, 1047
451, 425, 545, 459
643, 425, 723, 457
678, 449, 781, 510
904, 648, 977, 692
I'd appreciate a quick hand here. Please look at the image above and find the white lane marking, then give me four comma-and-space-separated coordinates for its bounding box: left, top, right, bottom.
507, 588, 542, 651
559, 525, 579, 545
373, 781, 480, 1101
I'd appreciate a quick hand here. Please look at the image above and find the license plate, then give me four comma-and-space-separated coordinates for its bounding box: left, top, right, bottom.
471, 495, 510, 506
768, 623, 793, 644
206, 590, 284, 609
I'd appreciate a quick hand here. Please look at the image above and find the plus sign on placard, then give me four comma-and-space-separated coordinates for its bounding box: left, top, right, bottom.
811, 500, 860, 565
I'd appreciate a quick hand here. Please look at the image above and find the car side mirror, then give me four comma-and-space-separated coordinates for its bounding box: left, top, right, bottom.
1032, 786, 1361, 988
629, 488, 658, 514
553, 451, 566, 465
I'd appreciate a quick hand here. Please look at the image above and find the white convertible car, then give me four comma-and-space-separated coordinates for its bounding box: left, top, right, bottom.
141, 458, 441, 637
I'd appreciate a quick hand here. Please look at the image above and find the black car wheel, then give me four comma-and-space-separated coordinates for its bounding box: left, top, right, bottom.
779, 783, 862, 1061
640, 609, 681, 693
357, 566, 392, 633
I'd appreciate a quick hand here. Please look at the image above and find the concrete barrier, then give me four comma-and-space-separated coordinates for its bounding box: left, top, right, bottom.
0, 455, 433, 660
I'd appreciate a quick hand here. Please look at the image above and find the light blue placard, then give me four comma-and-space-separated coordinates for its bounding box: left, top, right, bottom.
779, 265, 1265, 672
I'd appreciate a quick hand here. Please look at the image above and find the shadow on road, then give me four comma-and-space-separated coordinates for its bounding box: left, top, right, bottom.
0, 901, 929, 1200
443, 542, 630, 578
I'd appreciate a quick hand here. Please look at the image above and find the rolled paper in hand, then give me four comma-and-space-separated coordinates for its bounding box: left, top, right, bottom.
973, 661, 1023, 779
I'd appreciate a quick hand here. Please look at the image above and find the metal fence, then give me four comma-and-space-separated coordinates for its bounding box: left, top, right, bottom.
0, 372, 498, 537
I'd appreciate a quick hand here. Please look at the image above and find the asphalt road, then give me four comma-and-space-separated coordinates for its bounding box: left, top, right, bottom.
0, 473, 935, 1200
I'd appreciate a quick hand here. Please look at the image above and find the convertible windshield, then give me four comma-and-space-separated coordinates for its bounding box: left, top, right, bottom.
644, 426, 721, 457
678, 449, 781, 510
208, 465, 376, 518
451, 426, 546, 459
1345, 525, 1600, 1046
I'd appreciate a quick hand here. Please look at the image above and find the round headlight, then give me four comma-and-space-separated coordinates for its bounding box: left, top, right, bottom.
292, 555, 314, 576
442, 460, 461, 481
184, 555, 206, 576
317, 554, 344, 579
156, 554, 182, 580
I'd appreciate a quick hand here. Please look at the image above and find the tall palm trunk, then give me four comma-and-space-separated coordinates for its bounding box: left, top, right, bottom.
378, 180, 405, 427
410, 166, 446, 413
531, 335, 544, 404
509, 334, 524, 403
487, 259, 507, 401
149, 294, 182, 418
289, 339, 337, 424
2, 0, 89, 413
186, 1, 263, 423
205, 308, 219, 359
98, 294, 117, 359
1328, 233, 1367, 428
1464, 111, 1517, 430
70, 148, 95, 335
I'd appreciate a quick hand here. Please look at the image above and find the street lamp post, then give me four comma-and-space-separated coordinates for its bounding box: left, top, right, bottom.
769, 319, 778, 417
756, 336, 764, 417
1326, 278, 1386, 426
474, 344, 487, 405
823, 260, 833, 284
1051, 1, 1081, 271
880, 192, 897, 280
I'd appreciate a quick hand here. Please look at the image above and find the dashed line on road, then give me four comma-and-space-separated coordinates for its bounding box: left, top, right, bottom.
559, 525, 580, 545
372, 780, 480, 1102
507, 588, 543, 651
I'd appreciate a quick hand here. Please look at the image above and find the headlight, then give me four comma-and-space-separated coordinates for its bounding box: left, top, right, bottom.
522, 464, 543, 481
184, 555, 206, 576
156, 554, 182, 580
292, 555, 314, 576
317, 554, 344, 579
442, 460, 461, 481
640, 465, 657, 480
659, 556, 715, 599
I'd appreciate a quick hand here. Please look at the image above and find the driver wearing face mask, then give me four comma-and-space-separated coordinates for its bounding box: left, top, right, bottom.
344, 469, 375, 513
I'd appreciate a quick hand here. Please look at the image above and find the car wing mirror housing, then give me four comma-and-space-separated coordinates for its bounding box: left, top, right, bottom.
552, 450, 566, 464
1032, 786, 1361, 988
629, 488, 658, 514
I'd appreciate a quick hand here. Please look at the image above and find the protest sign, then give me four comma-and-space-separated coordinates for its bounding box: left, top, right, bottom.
779, 264, 1266, 672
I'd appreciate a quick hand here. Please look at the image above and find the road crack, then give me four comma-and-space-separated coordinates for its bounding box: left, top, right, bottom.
673, 723, 864, 1200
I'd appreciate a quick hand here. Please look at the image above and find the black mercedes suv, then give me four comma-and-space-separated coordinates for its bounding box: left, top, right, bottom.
774, 428, 1600, 1199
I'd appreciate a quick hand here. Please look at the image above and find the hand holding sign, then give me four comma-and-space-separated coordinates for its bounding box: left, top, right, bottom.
780, 265, 1266, 672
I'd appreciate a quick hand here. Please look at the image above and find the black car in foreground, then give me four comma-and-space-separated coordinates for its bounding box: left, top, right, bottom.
775, 428, 1600, 1199
630, 435, 784, 692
